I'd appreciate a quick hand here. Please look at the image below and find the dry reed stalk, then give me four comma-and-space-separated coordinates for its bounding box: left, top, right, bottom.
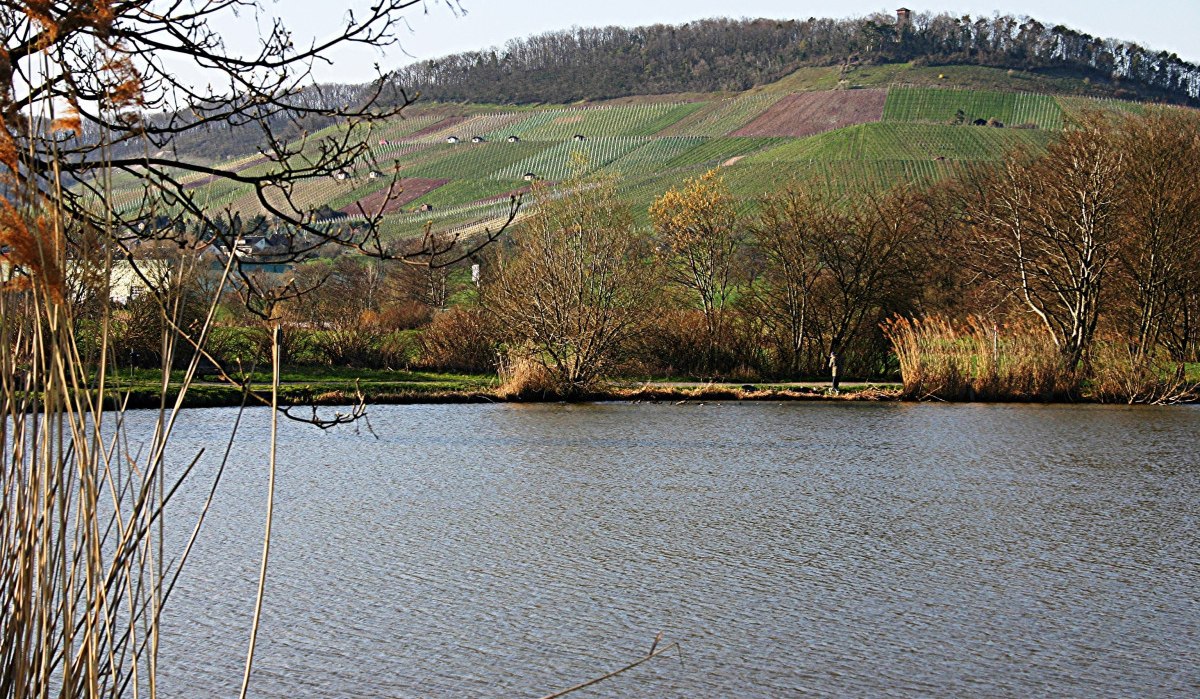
240, 325, 281, 697
539, 634, 681, 699
882, 315, 1077, 401
1, 124, 248, 697
1088, 340, 1200, 404
496, 348, 558, 399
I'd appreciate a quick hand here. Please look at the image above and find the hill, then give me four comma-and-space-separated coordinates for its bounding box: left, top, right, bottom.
91, 8, 1200, 243
134, 69, 1162, 240
128, 11, 1199, 164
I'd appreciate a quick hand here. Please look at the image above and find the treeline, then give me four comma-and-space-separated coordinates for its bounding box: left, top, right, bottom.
86, 106, 1200, 402
473, 106, 1200, 401
392, 13, 1200, 105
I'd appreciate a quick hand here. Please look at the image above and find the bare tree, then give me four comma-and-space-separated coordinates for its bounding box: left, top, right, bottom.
965, 121, 1126, 371
484, 176, 655, 397
752, 184, 828, 375
811, 188, 923, 371
1111, 107, 1200, 359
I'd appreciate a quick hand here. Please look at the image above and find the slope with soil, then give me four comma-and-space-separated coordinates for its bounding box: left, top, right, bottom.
733, 89, 887, 138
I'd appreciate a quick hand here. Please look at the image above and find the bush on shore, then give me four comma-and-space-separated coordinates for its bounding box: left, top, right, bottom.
882, 316, 1077, 401
883, 315, 1200, 403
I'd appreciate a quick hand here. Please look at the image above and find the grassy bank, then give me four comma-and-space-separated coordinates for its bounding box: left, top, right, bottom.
102, 367, 498, 409
91, 368, 900, 409
86, 361, 1200, 410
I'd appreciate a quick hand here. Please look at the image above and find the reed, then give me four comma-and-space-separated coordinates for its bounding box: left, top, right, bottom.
0, 116, 269, 696
882, 315, 1077, 401
495, 347, 559, 399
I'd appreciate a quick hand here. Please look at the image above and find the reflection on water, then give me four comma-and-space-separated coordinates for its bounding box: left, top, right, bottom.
139, 402, 1200, 697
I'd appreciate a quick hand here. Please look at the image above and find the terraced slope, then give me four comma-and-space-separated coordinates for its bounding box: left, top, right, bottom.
655, 94, 783, 136
104, 82, 1168, 238
882, 87, 1063, 129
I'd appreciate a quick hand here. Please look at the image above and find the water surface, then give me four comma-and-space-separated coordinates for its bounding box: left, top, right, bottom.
142, 402, 1199, 697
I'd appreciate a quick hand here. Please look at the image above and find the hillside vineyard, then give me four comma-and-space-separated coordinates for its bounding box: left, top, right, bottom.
134, 81, 1145, 237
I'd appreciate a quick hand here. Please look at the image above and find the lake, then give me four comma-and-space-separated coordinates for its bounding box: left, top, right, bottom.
141, 402, 1199, 697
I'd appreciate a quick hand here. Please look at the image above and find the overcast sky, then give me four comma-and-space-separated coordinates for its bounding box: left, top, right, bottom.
210, 1, 1200, 86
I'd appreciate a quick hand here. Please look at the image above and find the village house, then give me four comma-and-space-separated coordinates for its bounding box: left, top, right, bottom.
234, 233, 292, 258
234, 235, 271, 257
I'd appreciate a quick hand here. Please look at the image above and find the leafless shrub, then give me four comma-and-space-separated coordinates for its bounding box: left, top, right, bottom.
484, 175, 655, 396
417, 307, 501, 373
1089, 340, 1199, 404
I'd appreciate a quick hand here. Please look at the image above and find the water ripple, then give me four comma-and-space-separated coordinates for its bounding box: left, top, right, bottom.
134, 402, 1200, 697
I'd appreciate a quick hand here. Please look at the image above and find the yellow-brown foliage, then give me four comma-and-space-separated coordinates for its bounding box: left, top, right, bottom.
1, 125, 66, 302
0, 126, 18, 175
0, 203, 66, 302
649, 168, 737, 257
49, 103, 83, 137
100, 50, 145, 110
22, 1, 59, 49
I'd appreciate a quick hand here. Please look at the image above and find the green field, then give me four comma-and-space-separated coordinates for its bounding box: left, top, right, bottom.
746, 122, 1054, 163
882, 87, 1064, 129
723, 159, 968, 198
404, 178, 526, 209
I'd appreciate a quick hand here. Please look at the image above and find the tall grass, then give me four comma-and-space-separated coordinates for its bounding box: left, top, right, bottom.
0, 245, 256, 696
882, 316, 1077, 401
883, 316, 1200, 403
495, 346, 558, 399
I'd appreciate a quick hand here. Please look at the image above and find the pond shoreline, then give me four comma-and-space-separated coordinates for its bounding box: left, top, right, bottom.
103, 382, 1197, 410
104, 382, 901, 410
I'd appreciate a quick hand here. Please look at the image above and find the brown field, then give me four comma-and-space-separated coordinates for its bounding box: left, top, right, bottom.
732, 89, 887, 137
181, 154, 268, 189
341, 178, 449, 215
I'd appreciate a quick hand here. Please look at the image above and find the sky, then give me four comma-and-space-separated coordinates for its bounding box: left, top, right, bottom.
208, 1, 1200, 87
